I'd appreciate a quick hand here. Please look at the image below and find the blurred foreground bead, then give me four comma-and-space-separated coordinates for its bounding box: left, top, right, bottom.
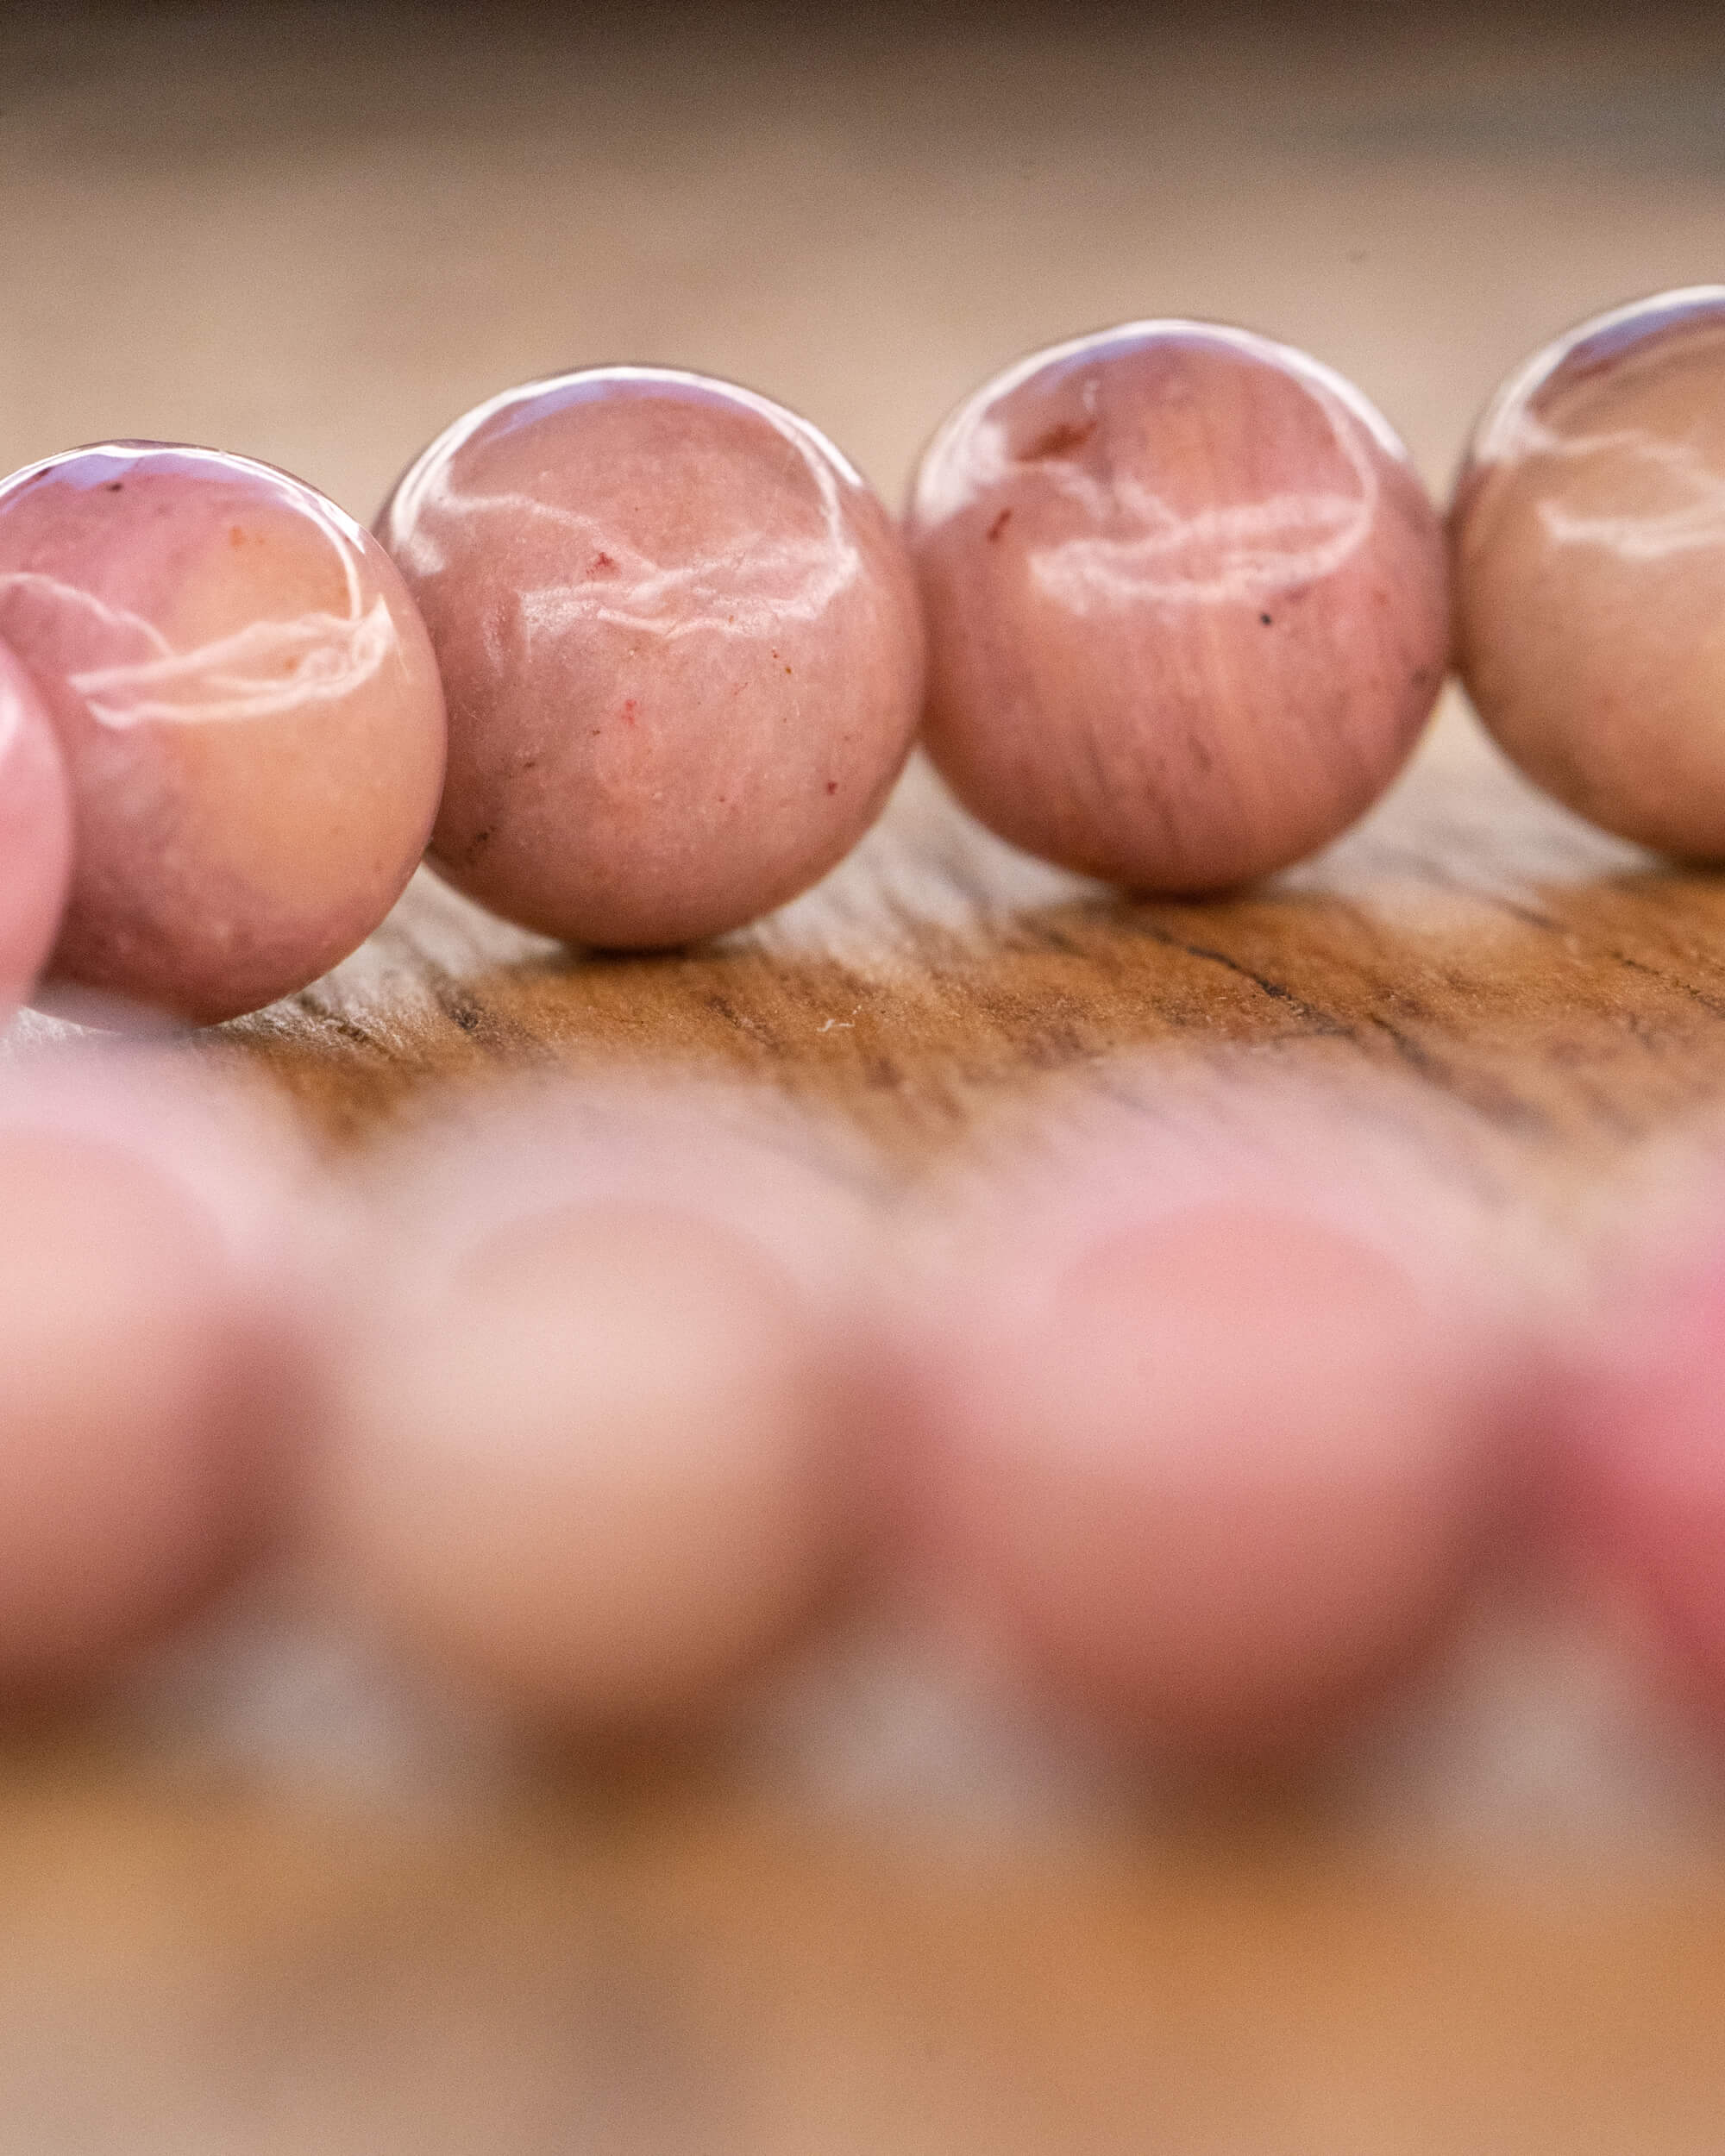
0, 1058, 309, 1692
378, 367, 925, 948
0, 641, 71, 1017
1555, 1222, 1725, 1726
0, 442, 446, 1025
908, 322, 1447, 891
316, 1087, 878, 1730
895, 1131, 1514, 1767
1453, 288, 1725, 854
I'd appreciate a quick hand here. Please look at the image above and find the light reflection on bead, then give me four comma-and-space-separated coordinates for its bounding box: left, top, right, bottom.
0, 640, 71, 1018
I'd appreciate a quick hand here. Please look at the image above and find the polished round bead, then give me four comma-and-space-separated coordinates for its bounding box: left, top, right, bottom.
0, 640, 71, 1018
908, 322, 1448, 890
1453, 288, 1725, 855
377, 368, 925, 948
1556, 1232, 1725, 1725
315, 1087, 876, 1729
0, 442, 447, 1026
0, 1059, 308, 1691
896, 1148, 1510, 1767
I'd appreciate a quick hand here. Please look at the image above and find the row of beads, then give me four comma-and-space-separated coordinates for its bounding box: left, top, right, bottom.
3, 1050, 1723, 1775
3, 285, 1722, 1032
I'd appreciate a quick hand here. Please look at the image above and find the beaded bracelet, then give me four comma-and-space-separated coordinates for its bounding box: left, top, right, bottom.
5, 290, 1725, 1781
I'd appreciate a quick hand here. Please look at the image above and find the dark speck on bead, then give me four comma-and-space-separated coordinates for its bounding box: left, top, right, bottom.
1023, 417, 1096, 461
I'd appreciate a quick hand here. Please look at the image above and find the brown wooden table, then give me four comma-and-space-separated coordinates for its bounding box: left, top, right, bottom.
9, 5, 1725, 2147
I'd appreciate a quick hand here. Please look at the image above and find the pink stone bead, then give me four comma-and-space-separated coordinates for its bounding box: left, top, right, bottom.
1453, 288, 1725, 855
1555, 1233, 1725, 1726
0, 1057, 310, 1692
0, 640, 71, 1018
326, 1206, 845, 1728
316, 1088, 877, 1729
908, 323, 1449, 890
377, 368, 925, 948
894, 1144, 1513, 1768
0, 442, 447, 1026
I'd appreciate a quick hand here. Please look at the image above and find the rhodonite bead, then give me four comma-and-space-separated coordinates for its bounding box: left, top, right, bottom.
891, 1122, 1515, 1768
376, 368, 925, 949
315, 1087, 876, 1729
0, 641, 71, 1018
1452, 287, 1725, 855
1553, 1216, 1725, 1728
908, 322, 1449, 890
0, 442, 447, 1026
0, 1057, 310, 1692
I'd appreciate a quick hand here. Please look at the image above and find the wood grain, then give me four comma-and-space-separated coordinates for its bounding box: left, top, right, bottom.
209, 701, 1725, 1190
9, 5, 1725, 2147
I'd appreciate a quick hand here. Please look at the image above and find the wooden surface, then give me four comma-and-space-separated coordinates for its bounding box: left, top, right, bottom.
9, 1777, 1725, 2156
210, 701, 1725, 1189
11, 4, 1725, 2147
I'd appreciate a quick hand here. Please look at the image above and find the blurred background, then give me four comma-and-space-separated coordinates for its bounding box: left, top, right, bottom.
7, 0, 1725, 523
9, 3, 1725, 2150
